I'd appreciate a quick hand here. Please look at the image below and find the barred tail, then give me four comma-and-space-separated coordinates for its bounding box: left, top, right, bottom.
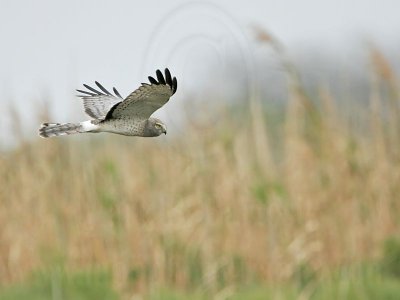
39, 122, 83, 138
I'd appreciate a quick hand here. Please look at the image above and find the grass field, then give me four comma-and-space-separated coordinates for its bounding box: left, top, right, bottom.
1, 40, 400, 299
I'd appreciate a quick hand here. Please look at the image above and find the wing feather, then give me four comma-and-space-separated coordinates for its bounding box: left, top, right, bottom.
77, 83, 122, 119
113, 87, 123, 99
172, 77, 177, 94
156, 69, 166, 84
95, 81, 112, 95
76, 89, 97, 96
83, 84, 102, 95
148, 76, 158, 85
165, 68, 172, 86
104, 68, 177, 121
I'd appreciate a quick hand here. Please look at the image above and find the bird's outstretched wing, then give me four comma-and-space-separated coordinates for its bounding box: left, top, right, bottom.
103, 68, 177, 121
76, 82, 123, 120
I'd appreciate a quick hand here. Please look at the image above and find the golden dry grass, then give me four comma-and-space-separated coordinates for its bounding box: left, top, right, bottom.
0, 43, 400, 298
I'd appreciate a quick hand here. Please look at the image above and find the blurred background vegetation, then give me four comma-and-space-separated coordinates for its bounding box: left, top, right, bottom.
1, 26, 400, 299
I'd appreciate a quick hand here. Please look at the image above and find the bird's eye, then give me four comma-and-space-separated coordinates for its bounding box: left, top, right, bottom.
155, 123, 161, 129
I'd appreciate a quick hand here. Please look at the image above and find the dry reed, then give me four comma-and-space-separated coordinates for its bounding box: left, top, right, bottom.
0, 37, 399, 298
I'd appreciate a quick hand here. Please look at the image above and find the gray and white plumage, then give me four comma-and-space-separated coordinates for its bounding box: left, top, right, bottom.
39, 68, 177, 138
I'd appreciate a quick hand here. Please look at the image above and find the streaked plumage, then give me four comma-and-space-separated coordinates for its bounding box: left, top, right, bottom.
39, 68, 177, 138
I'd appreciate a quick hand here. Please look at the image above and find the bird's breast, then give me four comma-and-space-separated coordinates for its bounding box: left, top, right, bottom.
99, 118, 146, 136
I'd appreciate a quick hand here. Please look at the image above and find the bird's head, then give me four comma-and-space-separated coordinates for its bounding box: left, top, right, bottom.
146, 118, 167, 136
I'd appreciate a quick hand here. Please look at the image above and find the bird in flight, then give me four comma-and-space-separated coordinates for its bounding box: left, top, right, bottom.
39, 68, 177, 138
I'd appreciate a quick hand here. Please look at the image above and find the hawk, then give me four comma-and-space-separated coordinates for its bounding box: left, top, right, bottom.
39, 68, 177, 138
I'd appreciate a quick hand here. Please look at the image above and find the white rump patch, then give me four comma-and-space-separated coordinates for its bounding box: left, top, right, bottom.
80, 120, 99, 132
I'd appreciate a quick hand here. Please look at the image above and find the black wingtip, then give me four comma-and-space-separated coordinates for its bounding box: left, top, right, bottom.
156, 69, 166, 84
148, 68, 177, 94
165, 68, 172, 86
172, 77, 177, 94
148, 76, 158, 85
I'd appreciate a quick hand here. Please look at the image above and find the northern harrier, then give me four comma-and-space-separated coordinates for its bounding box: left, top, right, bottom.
39, 68, 177, 138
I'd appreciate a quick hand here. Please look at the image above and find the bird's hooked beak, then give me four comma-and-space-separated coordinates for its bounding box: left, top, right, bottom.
162, 124, 167, 135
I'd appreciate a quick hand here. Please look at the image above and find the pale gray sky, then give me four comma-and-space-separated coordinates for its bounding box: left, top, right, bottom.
0, 0, 399, 144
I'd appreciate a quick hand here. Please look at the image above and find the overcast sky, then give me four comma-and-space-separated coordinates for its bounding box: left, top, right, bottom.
0, 0, 399, 144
